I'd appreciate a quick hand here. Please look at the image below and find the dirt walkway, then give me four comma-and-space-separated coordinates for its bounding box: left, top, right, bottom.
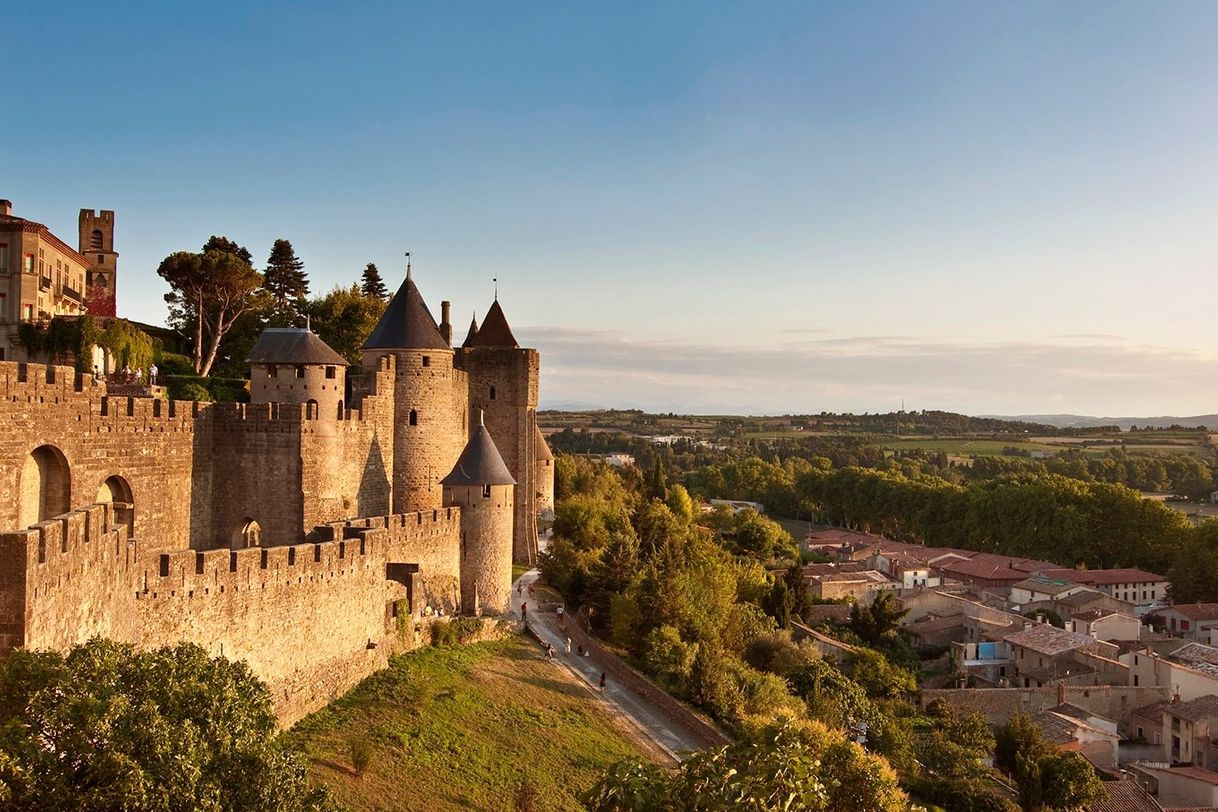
511, 569, 720, 760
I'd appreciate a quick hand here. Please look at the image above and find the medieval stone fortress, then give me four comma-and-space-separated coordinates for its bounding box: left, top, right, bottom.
0, 200, 554, 723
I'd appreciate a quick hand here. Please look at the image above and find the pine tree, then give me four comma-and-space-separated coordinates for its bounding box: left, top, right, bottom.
263, 239, 309, 304
360, 262, 388, 299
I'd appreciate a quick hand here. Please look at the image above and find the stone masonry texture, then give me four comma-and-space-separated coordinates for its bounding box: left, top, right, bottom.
0, 318, 544, 723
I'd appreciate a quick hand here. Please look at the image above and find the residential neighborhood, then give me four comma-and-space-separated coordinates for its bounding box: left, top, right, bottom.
800, 527, 1218, 810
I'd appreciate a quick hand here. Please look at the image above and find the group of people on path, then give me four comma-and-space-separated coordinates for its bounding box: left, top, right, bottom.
518, 579, 606, 692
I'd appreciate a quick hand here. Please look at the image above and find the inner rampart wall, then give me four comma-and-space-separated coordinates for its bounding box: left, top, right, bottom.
0, 362, 205, 552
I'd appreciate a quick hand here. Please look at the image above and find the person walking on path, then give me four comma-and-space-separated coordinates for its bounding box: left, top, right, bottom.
149, 363, 158, 385
564, 637, 572, 655
599, 672, 606, 693
521, 602, 527, 621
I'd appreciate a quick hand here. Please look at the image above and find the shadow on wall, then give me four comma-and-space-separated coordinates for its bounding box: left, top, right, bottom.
19, 445, 71, 529
358, 434, 391, 518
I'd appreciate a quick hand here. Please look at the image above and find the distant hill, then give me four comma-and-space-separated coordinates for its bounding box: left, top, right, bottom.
980, 413, 1218, 430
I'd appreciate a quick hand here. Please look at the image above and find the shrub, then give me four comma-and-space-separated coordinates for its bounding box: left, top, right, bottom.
348, 735, 374, 777
430, 616, 484, 646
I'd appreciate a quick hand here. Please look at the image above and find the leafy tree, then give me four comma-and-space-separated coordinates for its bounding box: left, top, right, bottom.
0, 639, 331, 811
994, 712, 1101, 811
642, 626, 698, 695
849, 591, 908, 645
1036, 751, 1103, 811
787, 659, 875, 730
848, 648, 916, 700
647, 457, 668, 500
158, 249, 264, 375
263, 239, 309, 318
762, 578, 792, 629
784, 563, 813, 623
202, 235, 253, 264
360, 262, 389, 299
584, 720, 907, 812
301, 285, 387, 366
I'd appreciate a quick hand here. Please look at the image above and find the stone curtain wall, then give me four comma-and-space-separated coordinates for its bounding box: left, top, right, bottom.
140, 536, 393, 725
0, 502, 138, 653
1, 499, 464, 723
0, 362, 203, 551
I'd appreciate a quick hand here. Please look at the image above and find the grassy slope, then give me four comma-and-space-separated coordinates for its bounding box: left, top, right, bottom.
288, 636, 658, 812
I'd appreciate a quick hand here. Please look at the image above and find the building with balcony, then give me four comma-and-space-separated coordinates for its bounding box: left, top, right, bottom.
0, 200, 113, 361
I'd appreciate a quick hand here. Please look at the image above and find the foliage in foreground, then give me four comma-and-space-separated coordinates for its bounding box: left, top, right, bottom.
995, 713, 1104, 812
585, 719, 909, 812
0, 639, 331, 812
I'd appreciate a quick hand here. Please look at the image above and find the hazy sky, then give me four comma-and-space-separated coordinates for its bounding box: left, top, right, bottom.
7, 2, 1218, 415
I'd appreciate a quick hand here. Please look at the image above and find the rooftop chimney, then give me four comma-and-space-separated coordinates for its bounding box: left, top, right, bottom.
439, 300, 452, 346
0, 200, 11, 217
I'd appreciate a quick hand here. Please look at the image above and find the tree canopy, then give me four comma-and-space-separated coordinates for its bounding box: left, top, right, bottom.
302, 285, 387, 366
263, 239, 309, 319
0, 639, 332, 811
157, 248, 264, 376
584, 720, 908, 812
360, 262, 389, 300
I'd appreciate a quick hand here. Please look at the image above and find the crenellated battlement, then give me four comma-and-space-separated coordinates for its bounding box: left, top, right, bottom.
0, 281, 547, 723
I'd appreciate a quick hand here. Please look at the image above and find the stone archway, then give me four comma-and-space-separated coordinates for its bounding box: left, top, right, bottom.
18, 445, 71, 528
96, 475, 134, 534
232, 518, 261, 549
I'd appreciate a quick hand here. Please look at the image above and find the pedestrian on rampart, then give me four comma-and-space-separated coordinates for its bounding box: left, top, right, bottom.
599, 672, 606, 692
564, 637, 571, 655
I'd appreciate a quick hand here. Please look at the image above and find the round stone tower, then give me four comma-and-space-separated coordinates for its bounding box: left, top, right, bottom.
534, 424, 555, 517
248, 326, 348, 419
362, 265, 462, 513
442, 414, 516, 615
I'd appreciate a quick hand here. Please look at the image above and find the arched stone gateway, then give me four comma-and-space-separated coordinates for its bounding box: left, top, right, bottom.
232, 518, 262, 549
18, 445, 71, 528
95, 475, 134, 533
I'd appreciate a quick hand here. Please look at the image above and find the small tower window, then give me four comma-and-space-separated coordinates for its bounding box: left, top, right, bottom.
266, 365, 277, 378
90, 229, 103, 250
295, 365, 305, 378
489, 386, 496, 400
325, 366, 336, 379
482, 484, 492, 498
409, 409, 418, 426
422, 356, 430, 367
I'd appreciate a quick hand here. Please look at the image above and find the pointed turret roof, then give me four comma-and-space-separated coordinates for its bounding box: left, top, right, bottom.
441, 417, 516, 486
461, 313, 479, 348
248, 328, 348, 366
464, 299, 518, 348
535, 424, 554, 461
362, 269, 449, 351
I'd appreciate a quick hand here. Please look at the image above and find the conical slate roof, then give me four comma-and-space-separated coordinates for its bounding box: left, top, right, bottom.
362, 271, 450, 350
248, 328, 348, 366
534, 424, 554, 461
461, 313, 479, 348
441, 421, 516, 486
464, 299, 518, 348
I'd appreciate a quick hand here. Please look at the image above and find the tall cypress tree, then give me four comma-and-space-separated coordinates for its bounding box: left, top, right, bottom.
360, 262, 388, 300
263, 239, 309, 304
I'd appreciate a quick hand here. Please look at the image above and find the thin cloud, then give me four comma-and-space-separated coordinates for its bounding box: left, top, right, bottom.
516, 326, 1218, 415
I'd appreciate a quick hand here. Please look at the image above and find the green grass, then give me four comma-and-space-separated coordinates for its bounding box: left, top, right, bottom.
511, 563, 533, 581
288, 636, 658, 811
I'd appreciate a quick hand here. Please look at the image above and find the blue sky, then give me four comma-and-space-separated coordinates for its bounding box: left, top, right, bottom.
6, 2, 1218, 415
